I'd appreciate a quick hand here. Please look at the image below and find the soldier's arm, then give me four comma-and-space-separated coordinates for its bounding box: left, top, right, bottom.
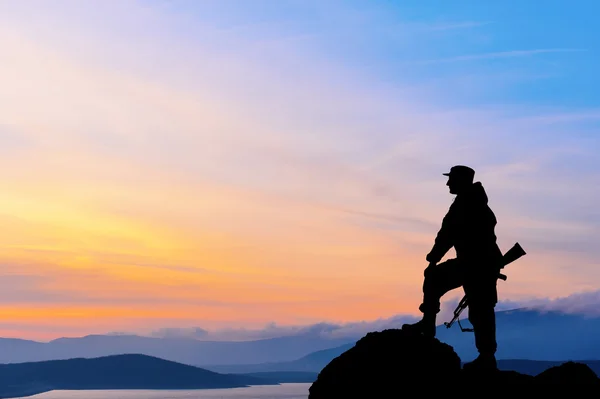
426, 213, 454, 264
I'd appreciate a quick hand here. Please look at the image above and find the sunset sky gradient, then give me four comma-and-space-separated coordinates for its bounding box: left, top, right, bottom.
0, 0, 599, 341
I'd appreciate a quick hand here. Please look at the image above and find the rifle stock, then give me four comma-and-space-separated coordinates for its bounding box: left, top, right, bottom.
500, 242, 526, 269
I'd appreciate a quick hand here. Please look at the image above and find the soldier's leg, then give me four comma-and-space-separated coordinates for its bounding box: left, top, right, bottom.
419, 258, 465, 315
468, 302, 497, 356
403, 259, 464, 337
463, 279, 498, 371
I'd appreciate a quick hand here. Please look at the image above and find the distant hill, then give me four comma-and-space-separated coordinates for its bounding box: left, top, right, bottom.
208, 346, 600, 377
0, 334, 354, 366
205, 343, 355, 373
497, 359, 600, 376
238, 371, 318, 383
436, 308, 600, 361
0, 354, 271, 399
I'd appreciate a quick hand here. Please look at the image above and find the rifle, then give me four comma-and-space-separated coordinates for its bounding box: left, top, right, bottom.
443, 242, 527, 332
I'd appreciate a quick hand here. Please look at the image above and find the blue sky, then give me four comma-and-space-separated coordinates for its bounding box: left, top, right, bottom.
167, 0, 599, 107
0, 0, 599, 339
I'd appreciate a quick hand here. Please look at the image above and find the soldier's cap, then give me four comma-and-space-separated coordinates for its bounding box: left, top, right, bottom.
443, 165, 475, 182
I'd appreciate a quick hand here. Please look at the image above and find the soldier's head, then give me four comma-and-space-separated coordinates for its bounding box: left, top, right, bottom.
443, 165, 475, 195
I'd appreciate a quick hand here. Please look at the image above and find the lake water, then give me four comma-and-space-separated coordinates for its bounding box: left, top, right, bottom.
26, 383, 311, 399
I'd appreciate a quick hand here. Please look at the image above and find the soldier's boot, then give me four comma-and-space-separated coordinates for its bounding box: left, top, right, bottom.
462, 353, 497, 372
401, 313, 436, 338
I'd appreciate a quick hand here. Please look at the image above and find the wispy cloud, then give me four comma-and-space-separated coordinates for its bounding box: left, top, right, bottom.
510, 109, 600, 125
423, 21, 492, 31
410, 48, 586, 65
144, 316, 421, 341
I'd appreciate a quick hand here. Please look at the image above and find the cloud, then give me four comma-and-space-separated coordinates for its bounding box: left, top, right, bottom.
422, 21, 492, 31
496, 290, 600, 316
510, 109, 600, 125
145, 315, 422, 341
411, 48, 586, 65
150, 327, 209, 339
142, 289, 600, 341
440, 289, 600, 324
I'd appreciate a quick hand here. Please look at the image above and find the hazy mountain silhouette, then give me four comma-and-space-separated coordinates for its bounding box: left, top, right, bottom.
1, 308, 599, 368
204, 309, 600, 374
205, 343, 355, 373
0, 334, 354, 366
437, 308, 600, 361
237, 371, 317, 383
206, 342, 600, 376
0, 354, 273, 398
308, 329, 600, 398
496, 359, 600, 376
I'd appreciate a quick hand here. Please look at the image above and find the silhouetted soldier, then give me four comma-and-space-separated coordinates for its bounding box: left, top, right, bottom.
402, 165, 503, 371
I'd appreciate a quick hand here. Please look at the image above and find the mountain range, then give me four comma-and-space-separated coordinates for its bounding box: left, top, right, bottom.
0, 308, 599, 368
0, 333, 354, 366
205, 343, 355, 373
1, 308, 600, 398
204, 308, 600, 374
206, 342, 600, 377
3, 334, 599, 398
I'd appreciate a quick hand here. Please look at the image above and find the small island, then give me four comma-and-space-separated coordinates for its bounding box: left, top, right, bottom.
0, 353, 282, 398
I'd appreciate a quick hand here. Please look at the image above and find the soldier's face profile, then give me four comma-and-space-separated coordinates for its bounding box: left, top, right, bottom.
446, 178, 457, 194
446, 176, 466, 195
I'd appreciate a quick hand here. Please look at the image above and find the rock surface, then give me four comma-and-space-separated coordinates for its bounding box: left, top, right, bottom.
308, 329, 600, 398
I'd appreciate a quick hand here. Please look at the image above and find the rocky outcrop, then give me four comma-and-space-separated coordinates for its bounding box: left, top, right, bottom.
308, 329, 600, 398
